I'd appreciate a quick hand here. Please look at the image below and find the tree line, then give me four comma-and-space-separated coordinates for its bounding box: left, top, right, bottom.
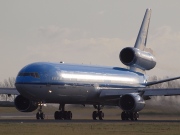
0, 77, 15, 88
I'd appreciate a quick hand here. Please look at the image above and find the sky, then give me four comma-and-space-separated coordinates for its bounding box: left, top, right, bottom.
1, 0, 180, 82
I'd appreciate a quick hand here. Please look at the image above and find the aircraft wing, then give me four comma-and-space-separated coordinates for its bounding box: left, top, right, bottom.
99, 75, 180, 100
0, 88, 20, 95
142, 88, 180, 96
99, 88, 180, 100
146, 76, 180, 86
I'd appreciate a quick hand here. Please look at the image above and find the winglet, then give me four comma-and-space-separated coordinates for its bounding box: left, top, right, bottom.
134, 8, 151, 50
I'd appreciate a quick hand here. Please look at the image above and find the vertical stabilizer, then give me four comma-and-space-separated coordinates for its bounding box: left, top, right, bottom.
134, 8, 151, 50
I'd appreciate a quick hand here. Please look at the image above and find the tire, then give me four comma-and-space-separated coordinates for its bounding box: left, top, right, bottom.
40, 112, 45, 120
36, 112, 40, 120
134, 112, 139, 121
67, 111, 72, 120
63, 111, 68, 120
130, 112, 134, 121
54, 111, 60, 120
121, 112, 126, 120
92, 111, 97, 120
99, 111, 104, 120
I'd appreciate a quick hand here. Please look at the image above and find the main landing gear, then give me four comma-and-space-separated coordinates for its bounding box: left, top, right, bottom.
54, 104, 72, 120
121, 111, 139, 121
36, 103, 45, 120
92, 105, 104, 120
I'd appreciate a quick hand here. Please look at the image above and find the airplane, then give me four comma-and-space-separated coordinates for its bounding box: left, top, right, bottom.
1, 8, 180, 121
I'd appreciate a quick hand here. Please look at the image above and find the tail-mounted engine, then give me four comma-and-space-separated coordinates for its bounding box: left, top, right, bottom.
14, 95, 38, 112
119, 47, 156, 70
119, 93, 145, 112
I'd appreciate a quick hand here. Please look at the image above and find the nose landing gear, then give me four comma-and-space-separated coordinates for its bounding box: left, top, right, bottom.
36, 103, 45, 120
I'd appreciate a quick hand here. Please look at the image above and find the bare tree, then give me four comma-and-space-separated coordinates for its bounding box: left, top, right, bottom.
0, 77, 15, 88
0, 77, 15, 101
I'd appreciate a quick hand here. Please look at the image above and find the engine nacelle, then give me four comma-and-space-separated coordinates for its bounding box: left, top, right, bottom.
119, 93, 145, 112
14, 95, 38, 112
119, 47, 156, 70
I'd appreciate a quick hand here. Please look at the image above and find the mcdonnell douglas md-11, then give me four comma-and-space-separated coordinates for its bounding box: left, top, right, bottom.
1, 8, 180, 121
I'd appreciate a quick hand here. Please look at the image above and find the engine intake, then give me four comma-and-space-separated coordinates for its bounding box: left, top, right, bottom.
119, 47, 156, 70
119, 93, 145, 112
14, 95, 38, 112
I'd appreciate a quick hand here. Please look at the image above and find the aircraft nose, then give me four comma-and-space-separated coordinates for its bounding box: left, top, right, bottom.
15, 63, 43, 84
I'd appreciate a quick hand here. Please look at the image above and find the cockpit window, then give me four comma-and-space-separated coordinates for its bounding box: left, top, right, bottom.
18, 72, 40, 78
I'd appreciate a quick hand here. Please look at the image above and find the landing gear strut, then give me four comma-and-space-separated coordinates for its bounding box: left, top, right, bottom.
92, 105, 104, 120
36, 103, 45, 120
121, 111, 139, 121
54, 103, 72, 120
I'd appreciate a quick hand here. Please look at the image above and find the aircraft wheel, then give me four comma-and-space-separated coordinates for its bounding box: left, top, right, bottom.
67, 111, 72, 120
36, 112, 40, 120
99, 111, 104, 120
54, 111, 61, 120
121, 111, 126, 120
134, 112, 139, 121
54, 111, 58, 120
36, 112, 45, 120
130, 112, 135, 121
92, 111, 97, 120
40, 112, 45, 119
63, 111, 68, 120
128, 112, 139, 121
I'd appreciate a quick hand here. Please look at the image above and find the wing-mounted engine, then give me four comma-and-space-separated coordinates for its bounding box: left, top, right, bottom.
119, 93, 145, 112
119, 47, 156, 70
14, 95, 38, 112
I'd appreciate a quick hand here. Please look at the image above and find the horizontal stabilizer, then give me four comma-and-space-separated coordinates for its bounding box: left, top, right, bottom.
0, 88, 19, 95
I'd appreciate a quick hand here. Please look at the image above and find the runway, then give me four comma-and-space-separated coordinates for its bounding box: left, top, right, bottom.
1, 113, 180, 123
1, 106, 180, 123
0, 119, 180, 123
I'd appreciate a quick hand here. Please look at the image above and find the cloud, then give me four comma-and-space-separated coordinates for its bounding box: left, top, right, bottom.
149, 25, 180, 60
38, 25, 73, 39
16, 25, 180, 79
38, 25, 89, 40
146, 25, 180, 76
98, 10, 105, 15
26, 36, 134, 66
150, 26, 180, 47
26, 25, 180, 75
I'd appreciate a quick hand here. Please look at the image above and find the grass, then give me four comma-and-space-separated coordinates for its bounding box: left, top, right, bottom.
0, 122, 180, 135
